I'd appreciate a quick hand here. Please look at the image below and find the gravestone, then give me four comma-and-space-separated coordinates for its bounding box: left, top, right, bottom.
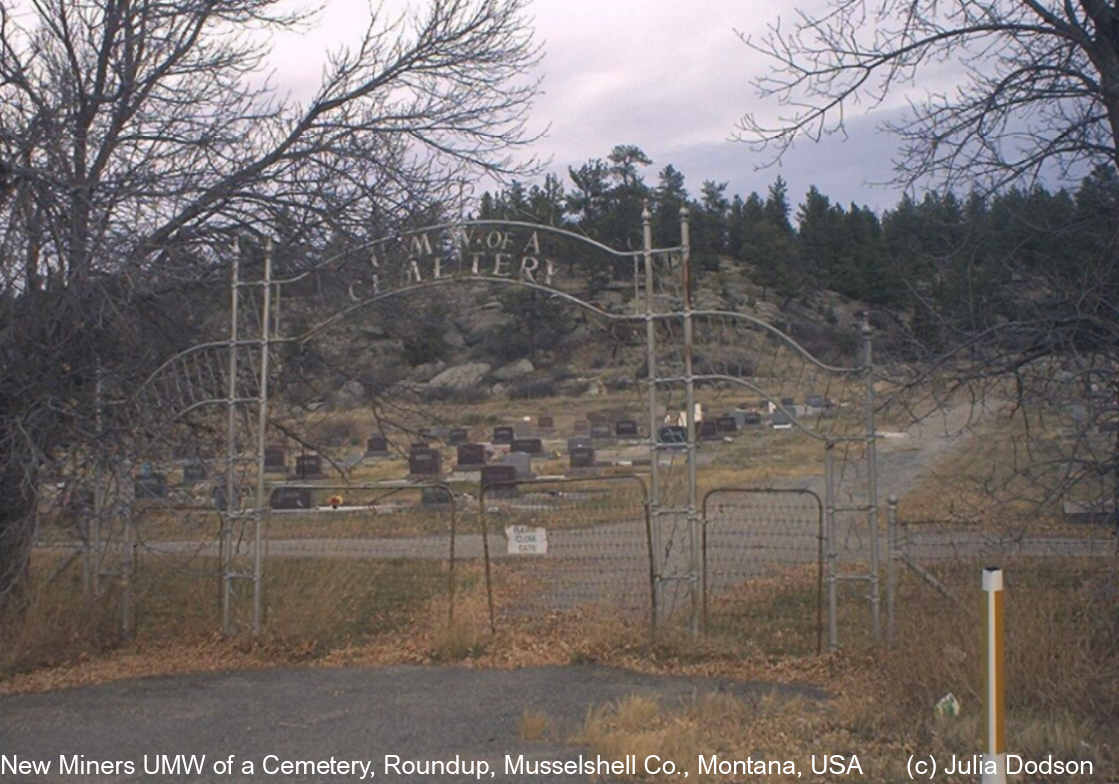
409, 448, 442, 476
567, 436, 592, 452
1100, 420, 1119, 433
573, 420, 590, 435
658, 425, 686, 444
270, 487, 311, 510
590, 423, 613, 440
295, 454, 323, 478
134, 473, 167, 499
772, 411, 793, 428
537, 415, 554, 430
500, 451, 533, 480
492, 425, 515, 444
448, 428, 469, 445
211, 484, 239, 512
569, 445, 596, 468
481, 464, 518, 498
742, 411, 762, 426
805, 394, 826, 409
456, 443, 486, 469
699, 420, 719, 441
419, 428, 439, 441
365, 435, 389, 456
182, 462, 207, 484
615, 419, 638, 437
264, 445, 286, 472
421, 486, 452, 506
780, 397, 795, 407
716, 415, 737, 433
511, 437, 543, 455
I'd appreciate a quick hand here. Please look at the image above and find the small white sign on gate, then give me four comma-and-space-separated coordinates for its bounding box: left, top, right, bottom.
505, 525, 548, 555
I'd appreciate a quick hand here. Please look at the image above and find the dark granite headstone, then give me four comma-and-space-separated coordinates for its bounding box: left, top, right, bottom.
742, 411, 762, 426
569, 446, 595, 468
448, 428, 469, 445
409, 448, 442, 476
567, 436, 592, 452
134, 473, 167, 499
590, 423, 613, 440
500, 451, 534, 480
264, 445, 286, 472
658, 425, 686, 444
492, 426, 515, 445
270, 487, 311, 510
780, 397, 795, 407
772, 411, 793, 427
699, 420, 720, 440
538, 415, 554, 429
211, 484, 239, 512
182, 462, 207, 483
295, 454, 323, 478
365, 435, 389, 455
481, 464, 518, 498
456, 443, 486, 469
511, 437, 542, 455
615, 419, 638, 437
716, 415, 737, 433
421, 486, 452, 506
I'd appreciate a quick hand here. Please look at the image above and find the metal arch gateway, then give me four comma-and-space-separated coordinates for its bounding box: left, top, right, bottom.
127, 211, 882, 648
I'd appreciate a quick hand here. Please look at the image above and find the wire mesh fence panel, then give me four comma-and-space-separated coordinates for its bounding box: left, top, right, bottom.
479, 475, 654, 633
259, 482, 460, 643
701, 488, 824, 653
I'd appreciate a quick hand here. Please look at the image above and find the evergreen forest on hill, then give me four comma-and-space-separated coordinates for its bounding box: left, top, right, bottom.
477, 144, 1119, 354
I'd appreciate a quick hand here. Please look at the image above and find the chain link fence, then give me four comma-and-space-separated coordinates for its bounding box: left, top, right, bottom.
478, 474, 654, 636
701, 488, 824, 654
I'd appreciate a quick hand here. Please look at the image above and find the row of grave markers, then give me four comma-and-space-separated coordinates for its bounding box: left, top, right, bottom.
133, 399, 818, 500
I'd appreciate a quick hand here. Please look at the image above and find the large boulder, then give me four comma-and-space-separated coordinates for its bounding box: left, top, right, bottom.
491, 358, 534, 381
428, 361, 492, 390
410, 359, 447, 382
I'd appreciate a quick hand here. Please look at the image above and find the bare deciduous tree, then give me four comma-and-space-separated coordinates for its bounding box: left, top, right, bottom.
0, 0, 543, 603
738, 1, 1119, 532
737, 1, 1119, 191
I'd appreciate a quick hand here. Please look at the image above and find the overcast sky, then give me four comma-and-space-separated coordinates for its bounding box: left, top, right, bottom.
268, 0, 915, 214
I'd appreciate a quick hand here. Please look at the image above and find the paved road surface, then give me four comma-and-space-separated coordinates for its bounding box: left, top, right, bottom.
0, 665, 826, 784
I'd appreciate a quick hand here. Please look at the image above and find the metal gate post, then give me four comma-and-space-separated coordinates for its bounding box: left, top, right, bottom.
222, 239, 239, 636
642, 203, 661, 620
252, 240, 272, 636
863, 317, 881, 641
886, 494, 898, 646
825, 441, 838, 651
680, 207, 699, 638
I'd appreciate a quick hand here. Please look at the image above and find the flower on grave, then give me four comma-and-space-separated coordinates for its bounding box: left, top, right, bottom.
328, 495, 343, 509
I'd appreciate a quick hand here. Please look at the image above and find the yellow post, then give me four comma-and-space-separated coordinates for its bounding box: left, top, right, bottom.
982, 567, 1006, 784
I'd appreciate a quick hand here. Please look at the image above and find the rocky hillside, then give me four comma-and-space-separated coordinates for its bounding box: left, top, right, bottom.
269, 256, 874, 412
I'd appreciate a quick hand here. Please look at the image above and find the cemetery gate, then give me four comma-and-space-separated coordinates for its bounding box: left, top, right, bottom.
114, 209, 882, 648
